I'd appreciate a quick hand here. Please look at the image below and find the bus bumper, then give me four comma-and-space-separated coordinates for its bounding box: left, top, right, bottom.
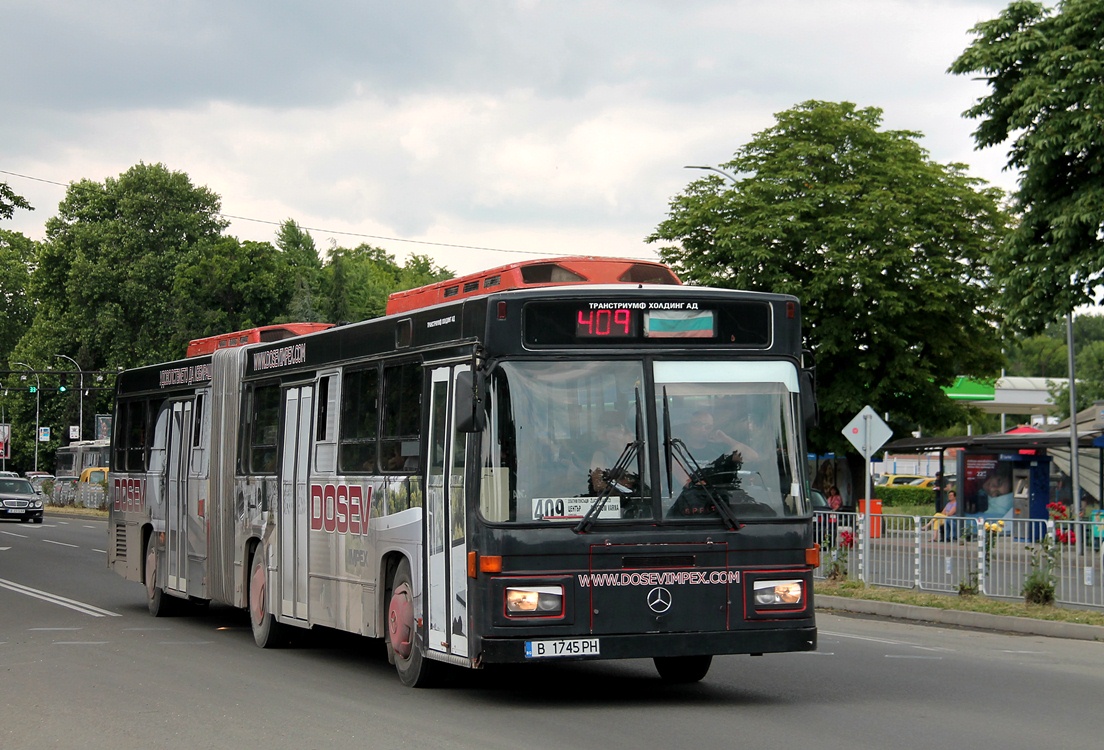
476, 626, 817, 664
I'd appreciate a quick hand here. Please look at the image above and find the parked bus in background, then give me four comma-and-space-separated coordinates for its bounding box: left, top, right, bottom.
55, 439, 109, 479
107, 256, 819, 686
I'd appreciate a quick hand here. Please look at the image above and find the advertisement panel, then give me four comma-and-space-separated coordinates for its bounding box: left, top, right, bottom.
961, 452, 1015, 519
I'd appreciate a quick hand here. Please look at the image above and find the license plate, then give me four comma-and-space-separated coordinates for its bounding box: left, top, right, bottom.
524, 638, 600, 658
8, 509, 24, 514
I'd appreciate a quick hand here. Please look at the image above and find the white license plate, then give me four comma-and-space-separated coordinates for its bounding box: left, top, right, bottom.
8, 509, 24, 514
525, 638, 600, 659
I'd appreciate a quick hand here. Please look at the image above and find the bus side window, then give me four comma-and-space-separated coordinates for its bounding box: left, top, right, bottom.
339, 367, 378, 473
247, 384, 280, 474
381, 361, 421, 473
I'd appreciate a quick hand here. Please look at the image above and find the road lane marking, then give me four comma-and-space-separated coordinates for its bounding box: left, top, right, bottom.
0, 577, 121, 617
44, 539, 79, 548
1, 530, 28, 538
30, 627, 81, 631
92, 548, 106, 553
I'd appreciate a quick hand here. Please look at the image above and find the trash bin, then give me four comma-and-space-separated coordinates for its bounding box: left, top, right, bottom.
858, 498, 882, 538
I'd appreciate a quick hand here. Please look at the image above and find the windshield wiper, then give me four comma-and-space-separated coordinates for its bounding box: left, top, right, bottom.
575, 394, 645, 534
662, 388, 740, 531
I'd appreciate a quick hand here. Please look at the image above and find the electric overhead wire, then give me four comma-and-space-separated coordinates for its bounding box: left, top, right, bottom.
1, 168, 656, 261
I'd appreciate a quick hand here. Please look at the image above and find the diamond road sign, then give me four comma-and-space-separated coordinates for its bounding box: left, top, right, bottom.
842, 405, 892, 460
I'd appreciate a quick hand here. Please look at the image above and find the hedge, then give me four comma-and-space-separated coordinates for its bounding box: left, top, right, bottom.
870, 485, 934, 507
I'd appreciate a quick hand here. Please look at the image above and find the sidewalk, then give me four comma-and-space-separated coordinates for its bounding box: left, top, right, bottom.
818, 594, 1104, 642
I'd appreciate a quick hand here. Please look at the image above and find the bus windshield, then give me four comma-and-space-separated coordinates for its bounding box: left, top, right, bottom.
656, 360, 805, 522
478, 359, 806, 524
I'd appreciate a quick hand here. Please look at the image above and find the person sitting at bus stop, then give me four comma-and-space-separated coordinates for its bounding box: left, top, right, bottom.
924, 490, 958, 541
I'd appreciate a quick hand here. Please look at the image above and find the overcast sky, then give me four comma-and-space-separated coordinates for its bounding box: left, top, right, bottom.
1, 0, 1017, 276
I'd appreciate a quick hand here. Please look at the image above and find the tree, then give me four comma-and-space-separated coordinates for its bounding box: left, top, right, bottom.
0, 230, 35, 361
321, 245, 451, 323
950, 0, 1104, 334
275, 219, 325, 323
648, 101, 1011, 453
170, 237, 295, 353
1, 182, 32, 221
23, 162, 227, 369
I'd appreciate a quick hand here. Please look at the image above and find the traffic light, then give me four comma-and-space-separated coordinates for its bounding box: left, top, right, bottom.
59, 375, 67, 393
58, 385, 67, 393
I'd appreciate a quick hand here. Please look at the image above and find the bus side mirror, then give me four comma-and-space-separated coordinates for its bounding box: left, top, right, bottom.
801, 369, 818, 430
455, 370, 487, 433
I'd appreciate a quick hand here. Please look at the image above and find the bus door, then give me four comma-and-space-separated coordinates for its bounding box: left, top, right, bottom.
425, 365, 470, 660
164, 399, 195, 593
279, 385, 313, 622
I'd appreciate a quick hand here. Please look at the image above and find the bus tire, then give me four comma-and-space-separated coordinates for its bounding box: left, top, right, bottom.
654, 654, 712, 683
249, 548, 286, 648
387, 559, 437, 687
145, 534, 175, 617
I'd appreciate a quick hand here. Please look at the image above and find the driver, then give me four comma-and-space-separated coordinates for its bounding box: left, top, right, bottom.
681, 410, 759, 468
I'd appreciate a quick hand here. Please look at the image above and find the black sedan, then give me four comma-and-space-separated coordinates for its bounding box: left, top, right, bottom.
0, 478, 44, 523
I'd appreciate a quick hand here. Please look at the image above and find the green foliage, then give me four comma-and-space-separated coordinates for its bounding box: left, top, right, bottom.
950, 0, 1104, 333
321, 245, 451, 323
648, 101, 1010, 454
872, 484, 933, 507
0, 230, 36, 362
1022, 534, 1058, 605
170, 237, 295, 353
1, 182, 33, 221
29, 162, 227, 368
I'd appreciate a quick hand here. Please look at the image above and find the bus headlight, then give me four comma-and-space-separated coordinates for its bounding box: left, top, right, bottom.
505, 585, 563, 616
753, 579, 804, 607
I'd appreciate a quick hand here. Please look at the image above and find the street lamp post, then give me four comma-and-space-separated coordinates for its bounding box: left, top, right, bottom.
56, 354, 83, 441
683, 164, 741, 184
13, 361, 40, 472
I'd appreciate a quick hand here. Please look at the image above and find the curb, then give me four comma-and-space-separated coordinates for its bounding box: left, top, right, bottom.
817, 594, 1104, 642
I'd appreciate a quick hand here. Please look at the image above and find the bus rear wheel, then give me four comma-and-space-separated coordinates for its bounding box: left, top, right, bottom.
387, 559, 437, 687
654, 654, 712, 683
145, 535, 175, 617
249, 548, 286, 648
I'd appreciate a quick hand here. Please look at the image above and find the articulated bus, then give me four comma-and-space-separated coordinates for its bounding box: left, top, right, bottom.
108, 259, 819, 686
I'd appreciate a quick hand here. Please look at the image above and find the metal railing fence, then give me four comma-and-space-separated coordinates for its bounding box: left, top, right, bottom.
814, 511, 1104, 611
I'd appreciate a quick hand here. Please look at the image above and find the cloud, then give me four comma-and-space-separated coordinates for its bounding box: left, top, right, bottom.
1, 0, 1017, 275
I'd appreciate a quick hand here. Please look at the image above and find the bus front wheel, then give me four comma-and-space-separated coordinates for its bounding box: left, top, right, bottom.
654, 654, 712, 683
387, 559, 437, 687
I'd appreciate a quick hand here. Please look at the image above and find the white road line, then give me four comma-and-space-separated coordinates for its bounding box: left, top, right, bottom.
30, 627, 81, 631
43, 539, 79, 548
0, 577, 121, 617
0, 547, 10, 551
0, 530, 28, 538
92, 548, 106, 553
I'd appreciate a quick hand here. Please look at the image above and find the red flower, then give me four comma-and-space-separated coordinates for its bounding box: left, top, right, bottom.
839, 530, 855, 548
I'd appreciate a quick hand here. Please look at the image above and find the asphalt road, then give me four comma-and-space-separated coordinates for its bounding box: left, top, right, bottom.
2, 514, 1102, 750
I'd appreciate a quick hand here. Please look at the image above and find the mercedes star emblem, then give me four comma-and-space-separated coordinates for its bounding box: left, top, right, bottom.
647, 586, 672, 613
